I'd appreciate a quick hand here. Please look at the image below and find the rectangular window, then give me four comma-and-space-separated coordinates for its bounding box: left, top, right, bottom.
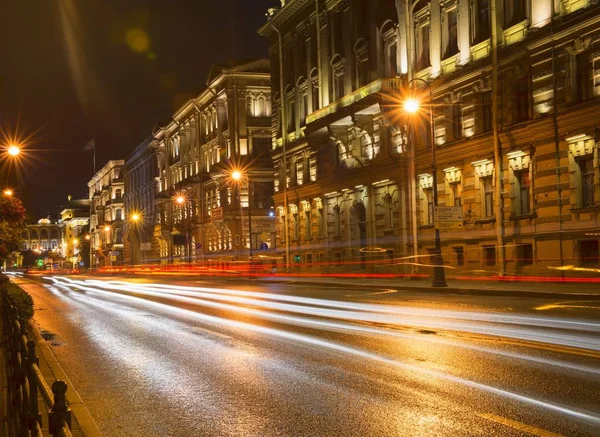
514, 77, 529, 123
318, 208, 325, 237
483, 177, 494, 218
483, 246, 496, 266
312, 85, 319, 112
306, 253, 313, 267
451, 183, 462, 207
580, 157, 595, 207
517, 171, 531, 214
452, 104, 462, 140
335, 73, 344, 100
482, 90, 493, 132
474, 0, 490, 43
517, 243, 533, 266
296, 160, 304, 186
388, 42, 398, 76
417, 24, 431, 71
580, 240, 599, 266
427, 189, 434, 225
116, 209, 122, 220
287, 98, 295, 132
576, 51, 592, 103
309, 156, 317, 182
445, 8, 458, 58
305, 210, 312, 239
453, 247, 464, 266
300, 92, 308, 127
505, 0, 527, 27
293, 213, 300, 240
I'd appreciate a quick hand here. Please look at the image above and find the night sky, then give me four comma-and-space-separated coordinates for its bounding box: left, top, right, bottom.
1, 0, 274, 219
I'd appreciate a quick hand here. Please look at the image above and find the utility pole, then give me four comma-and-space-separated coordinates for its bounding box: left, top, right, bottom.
490, 0, 506, 276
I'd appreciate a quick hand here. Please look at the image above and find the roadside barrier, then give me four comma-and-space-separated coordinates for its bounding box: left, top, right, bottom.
2, 290, 73, 437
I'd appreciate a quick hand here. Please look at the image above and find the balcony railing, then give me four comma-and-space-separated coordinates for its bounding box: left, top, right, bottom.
306, 78, 403, 125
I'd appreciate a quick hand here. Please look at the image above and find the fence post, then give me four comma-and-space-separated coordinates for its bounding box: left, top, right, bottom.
27, 340, 41, 432
48, 380, 71, 435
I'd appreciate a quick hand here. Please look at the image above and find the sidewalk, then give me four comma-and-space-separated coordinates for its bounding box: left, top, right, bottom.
236, 275, 600, 299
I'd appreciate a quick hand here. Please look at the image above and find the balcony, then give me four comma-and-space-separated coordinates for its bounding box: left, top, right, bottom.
306, 78, 404, 126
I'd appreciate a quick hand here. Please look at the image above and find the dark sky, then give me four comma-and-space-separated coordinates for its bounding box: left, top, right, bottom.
0, 0, 275, 219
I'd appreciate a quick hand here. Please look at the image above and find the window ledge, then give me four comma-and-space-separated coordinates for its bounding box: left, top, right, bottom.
509, 212, 537, 220
418, 224, 434, 230
571, 205, 599, 213
474, 217, 496, 225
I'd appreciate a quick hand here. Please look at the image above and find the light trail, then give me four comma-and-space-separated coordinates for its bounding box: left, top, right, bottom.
51, 277, 600, 352
42, 277, 600, 425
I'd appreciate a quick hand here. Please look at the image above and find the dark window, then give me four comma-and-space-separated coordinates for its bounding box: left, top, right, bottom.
287, 98, 296, 132
517, 244, 533, 266
334, 252, 342, 266
445, 9, 458, 58
293, 213, 300, 240
475, 0, 490, 43
389, 42, 398, 76
334, 206, 342, 236
305, 210, 312, 239
306, 253, 313, 267
484, 177, 494, 218
300, 92, 308, 127
425, 189, 433, 224
312, 84, 319, 112
514, 77, 529, 123
505, 0, 527, 27
417, 24, 431, 71
483, 246, 496, 266
452, 104, 462, 140
580, 240, 599, 266
453, 247, 464, 266
576, 51, 593, 103
358, 58, 369, 87
517, 171, 531, 214
580, 157, 595, 207
253, 137, 271, 158
482, 90, 493, 132
318, 208, 325, 237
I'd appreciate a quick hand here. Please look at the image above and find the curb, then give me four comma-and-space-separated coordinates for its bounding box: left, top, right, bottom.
29, 322, 103, 437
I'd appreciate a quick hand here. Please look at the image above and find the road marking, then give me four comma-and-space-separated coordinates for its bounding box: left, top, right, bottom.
367, 289, 401, 295
535, 301, 600, 311
193, 326, 232, 340
479, 413, 565, 437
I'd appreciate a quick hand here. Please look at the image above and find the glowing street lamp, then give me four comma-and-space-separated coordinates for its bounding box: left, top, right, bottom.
3, 189, 13, 197
403, 78, 447, 288
104, 225, 111, 233
131, 212, 141, 222
85, 234, 91, 240
231, 170, 243, 181
7, 145, 21, 157
175, 195, 185, 204
403, 98, 420, 114
72, 238, 79, 246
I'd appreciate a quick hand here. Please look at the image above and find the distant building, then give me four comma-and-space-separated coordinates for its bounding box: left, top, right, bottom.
59, 197, 90, 264
122, 136, 159, 265
21, 218, 61, 254
154, 59, 275, 265
88, 160, 125, 267
259, 0, 600, 276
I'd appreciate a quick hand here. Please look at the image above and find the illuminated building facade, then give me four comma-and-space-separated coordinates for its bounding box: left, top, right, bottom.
154, 60, 275, 264
260, 0, 600, 275
59, 197, 90, 265
88, 160, 125, 267
122, 136, 159, 265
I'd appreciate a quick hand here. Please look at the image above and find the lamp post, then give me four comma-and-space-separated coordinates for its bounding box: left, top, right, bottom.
231, 169, 254, 275
104, 225, 111, 268
403, 78, 447, 287
85, 234, 92, 272
130, 212, 142, 265
3, 189, 13, 197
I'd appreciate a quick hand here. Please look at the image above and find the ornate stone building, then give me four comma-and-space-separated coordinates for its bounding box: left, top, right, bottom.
154, 59, 275, 265
21, 219, 62, 254
59, 197, 90, 264
260, 0, 600, 276
88, 160, 125, 267
122, 136, 159, 265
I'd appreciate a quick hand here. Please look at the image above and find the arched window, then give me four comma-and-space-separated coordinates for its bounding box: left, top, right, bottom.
257, 95, 266, 117
246, 95, 255, 117
331, 55, 345, 101
381, 20, 399, 77
296, 77, 308, 127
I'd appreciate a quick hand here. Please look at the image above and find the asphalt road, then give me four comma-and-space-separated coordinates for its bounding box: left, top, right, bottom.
13, 275, 600, 436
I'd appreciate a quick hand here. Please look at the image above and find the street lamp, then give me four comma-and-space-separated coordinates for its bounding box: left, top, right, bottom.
131, 212, 141, 223
403, 78, 447, 287
103, 225, 111, 268
7, 145, 21, 157
3, 189, 13, 197
230, 169, 254, 276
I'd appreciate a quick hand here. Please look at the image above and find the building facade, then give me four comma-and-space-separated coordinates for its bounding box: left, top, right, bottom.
122, 136, 159, 265
155, 59, 275, 265
88, 160, 125, 267
260, 0, 600, 276
59, 197, 90, 265
21, 219, 62, 254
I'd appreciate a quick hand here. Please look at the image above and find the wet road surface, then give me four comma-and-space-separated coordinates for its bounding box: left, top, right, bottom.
13, 275, 600, 436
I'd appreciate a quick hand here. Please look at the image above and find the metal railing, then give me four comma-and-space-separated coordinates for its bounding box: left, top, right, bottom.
2, 291, 73, 437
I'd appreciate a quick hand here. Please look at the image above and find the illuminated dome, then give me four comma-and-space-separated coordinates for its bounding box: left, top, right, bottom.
37, 218, 51, 224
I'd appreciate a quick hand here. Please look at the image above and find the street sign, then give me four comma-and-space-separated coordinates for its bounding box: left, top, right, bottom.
434, 206, 463, 230
260, 242, 268, 251
140, 242, 151, 251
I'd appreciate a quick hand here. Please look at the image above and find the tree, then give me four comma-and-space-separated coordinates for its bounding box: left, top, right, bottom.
0, 195, 26, 262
